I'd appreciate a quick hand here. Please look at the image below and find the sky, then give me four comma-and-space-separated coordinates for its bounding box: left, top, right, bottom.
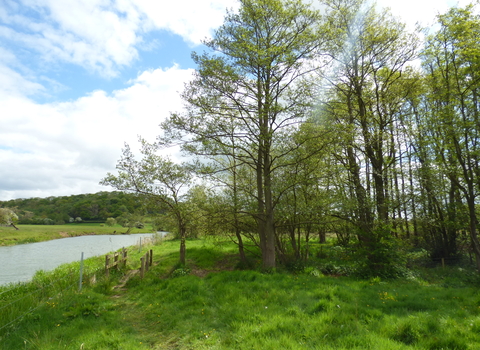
0, 0, 473, 201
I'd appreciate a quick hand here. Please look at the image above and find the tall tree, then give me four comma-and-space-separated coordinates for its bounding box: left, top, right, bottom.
422, 4, 480, 270
161, 0, 323, 268
320, 0, 420, 270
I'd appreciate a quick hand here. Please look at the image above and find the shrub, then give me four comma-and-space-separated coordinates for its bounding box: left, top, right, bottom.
354, 226, 408, 279
105, 217, 117, 227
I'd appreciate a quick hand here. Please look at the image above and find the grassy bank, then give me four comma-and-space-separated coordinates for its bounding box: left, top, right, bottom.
1, 237, 480, 349
0, 223, 152, 246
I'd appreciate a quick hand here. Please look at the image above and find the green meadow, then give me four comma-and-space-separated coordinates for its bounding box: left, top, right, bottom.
1, 236, 480, 349
0, 224, 151, 246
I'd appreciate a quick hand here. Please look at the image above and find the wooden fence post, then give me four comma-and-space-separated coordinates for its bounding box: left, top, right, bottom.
105, 254, 110, 278
139, 250, 153, 279
145, 250, 150, 273
140, 256, 145, 279
114, 252, 119, 270
105, 249, 129, 277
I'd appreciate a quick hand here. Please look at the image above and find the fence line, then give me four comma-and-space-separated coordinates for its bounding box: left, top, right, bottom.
1, 243, 158, 336
105, 248, 128, 277
0, 271, 76, 312
0, 256, 104, 335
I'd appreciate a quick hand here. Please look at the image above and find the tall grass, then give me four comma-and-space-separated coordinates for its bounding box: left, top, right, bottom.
1, 237, 480, 349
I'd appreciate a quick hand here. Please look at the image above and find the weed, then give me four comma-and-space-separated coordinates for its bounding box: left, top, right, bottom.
170, 266, 191, 278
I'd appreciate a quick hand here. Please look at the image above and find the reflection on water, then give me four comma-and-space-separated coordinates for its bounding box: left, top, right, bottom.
0, 233, 157, 285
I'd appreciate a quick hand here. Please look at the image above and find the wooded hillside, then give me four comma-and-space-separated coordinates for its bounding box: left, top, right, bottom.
0, 192, 144, 224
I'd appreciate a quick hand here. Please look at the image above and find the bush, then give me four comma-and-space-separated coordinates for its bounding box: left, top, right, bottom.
105, 217, 117, 227
321, 262, 353, 276
354, 226, 408, 279
43, 218, 55, 225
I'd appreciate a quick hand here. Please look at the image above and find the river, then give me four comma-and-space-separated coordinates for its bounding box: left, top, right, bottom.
0, 233, 160, 285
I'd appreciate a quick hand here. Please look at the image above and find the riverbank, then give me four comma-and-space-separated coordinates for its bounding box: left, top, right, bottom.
2, 237, 480, 349
0, 223, 152, 246
0, 233, 157, 285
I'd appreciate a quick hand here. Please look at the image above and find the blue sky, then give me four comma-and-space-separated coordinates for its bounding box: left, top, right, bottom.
0, 0, 474, 201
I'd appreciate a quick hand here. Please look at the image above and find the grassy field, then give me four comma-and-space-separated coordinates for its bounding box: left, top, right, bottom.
0, 223, 152, 246
1, 236, 480, 349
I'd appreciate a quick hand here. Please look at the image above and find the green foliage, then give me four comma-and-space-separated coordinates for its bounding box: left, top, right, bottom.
321, 262, 354, 276
0, 191, 143, 224
161, 0, 324, 269
170, 266, 191, 278
150, 216, 164, 231
0, 208, 18, 226
105, 217, 116, 227
354, 227, 409, 279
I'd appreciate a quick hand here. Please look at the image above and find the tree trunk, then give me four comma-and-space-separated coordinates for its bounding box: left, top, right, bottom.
179, 218, 187, 265
466, 195, 480, 271
235, 226, 247, 264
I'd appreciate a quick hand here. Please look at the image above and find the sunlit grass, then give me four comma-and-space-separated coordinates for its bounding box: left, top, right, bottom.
1, 237, 480, 349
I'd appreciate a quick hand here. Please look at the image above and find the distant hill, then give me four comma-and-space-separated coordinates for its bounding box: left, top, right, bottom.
0, 191, 145, 224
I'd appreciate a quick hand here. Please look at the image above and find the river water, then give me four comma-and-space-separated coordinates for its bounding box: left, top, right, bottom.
0, 233, 158, 285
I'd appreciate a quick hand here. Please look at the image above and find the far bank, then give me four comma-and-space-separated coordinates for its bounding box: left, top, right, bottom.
0, 223, 152, 246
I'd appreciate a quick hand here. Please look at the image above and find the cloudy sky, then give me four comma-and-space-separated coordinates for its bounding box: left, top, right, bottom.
0, 0, 473, 201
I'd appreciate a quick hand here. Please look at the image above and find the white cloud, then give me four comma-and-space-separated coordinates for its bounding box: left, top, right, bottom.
134, 0, 238, 45
0, 64, 45, 97
377, 0, 474, 30
0, 0, 237, 77
0, 64, 194, 200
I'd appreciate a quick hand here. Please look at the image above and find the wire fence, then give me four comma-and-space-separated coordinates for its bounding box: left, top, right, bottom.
0, 237, 157, 338
0, 235, 162, 340
0, 254, 104, 336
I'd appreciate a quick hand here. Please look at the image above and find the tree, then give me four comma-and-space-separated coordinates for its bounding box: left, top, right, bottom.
116, 212, 145, 233
161, 0, 323, 269
105, 217, 117, 227
421, 4, 480, 270
101, 141, 192, 264
0, 208, 19, 230
319, 0, 420, 274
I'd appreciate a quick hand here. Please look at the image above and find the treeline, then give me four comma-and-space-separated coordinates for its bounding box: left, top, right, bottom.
102, 0, 480, 276
0, 192, 144, 224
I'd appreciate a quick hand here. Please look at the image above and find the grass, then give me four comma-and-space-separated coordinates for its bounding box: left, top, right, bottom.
1, 237, 480, 349
0, 223, 152, 246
